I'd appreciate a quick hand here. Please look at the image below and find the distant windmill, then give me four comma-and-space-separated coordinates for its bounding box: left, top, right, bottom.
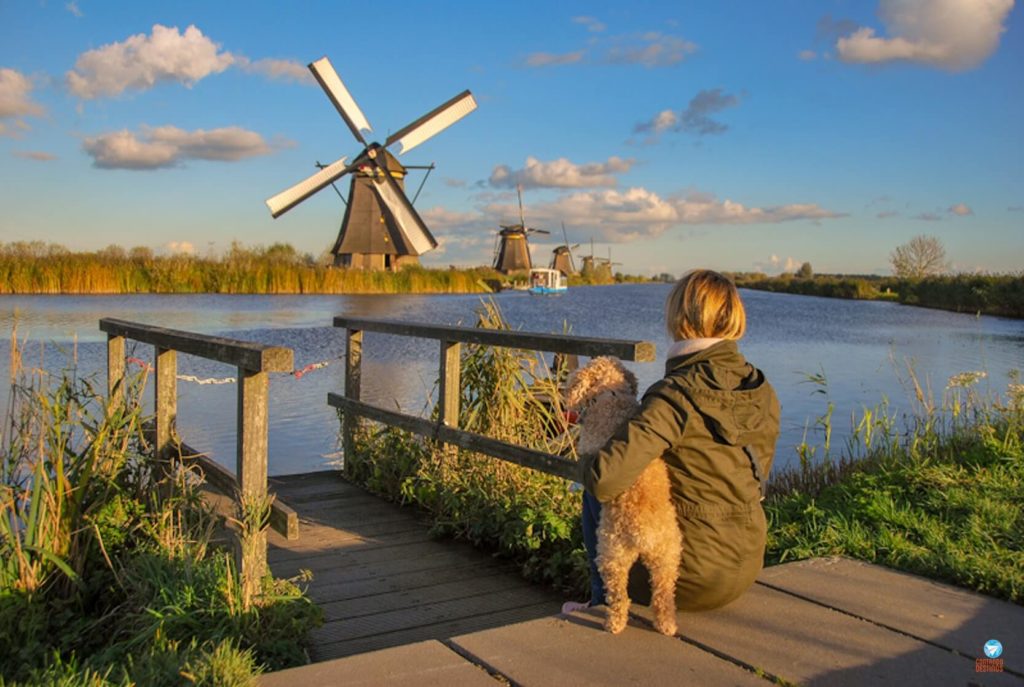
549, 221, 579, 276
492, 185, 549, 273
265, 57, 477, 270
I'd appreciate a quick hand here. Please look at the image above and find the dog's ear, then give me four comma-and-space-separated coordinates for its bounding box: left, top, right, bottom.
566, 365, 591, 410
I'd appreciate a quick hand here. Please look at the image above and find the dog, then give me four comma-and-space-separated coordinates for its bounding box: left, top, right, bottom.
567, 356, 683, 636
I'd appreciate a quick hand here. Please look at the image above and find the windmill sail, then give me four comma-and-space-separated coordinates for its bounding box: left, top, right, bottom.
309, 57, 372, 144
265, 156, 351, 218
386, 91, 477, 156
367, 164, 437, 255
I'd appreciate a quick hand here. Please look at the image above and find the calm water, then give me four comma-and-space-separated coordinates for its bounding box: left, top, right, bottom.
2, 286, 1022, 475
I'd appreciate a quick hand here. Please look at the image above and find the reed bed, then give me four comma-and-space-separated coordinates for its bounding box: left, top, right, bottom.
0, 331, 321, 686
0, 241, 500, 295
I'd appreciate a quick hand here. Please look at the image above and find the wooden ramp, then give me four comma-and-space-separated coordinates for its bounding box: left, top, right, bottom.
265, 471, 560, 661
261, 471, 1023, 686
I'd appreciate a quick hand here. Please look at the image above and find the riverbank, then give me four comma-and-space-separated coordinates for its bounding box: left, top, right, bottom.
0, 360, 322, 685
0, 241, 652, 295
732, 272, 1024, 319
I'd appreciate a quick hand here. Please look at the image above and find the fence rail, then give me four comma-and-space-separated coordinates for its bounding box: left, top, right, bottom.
329, 316, 656, 480
99, 317, 297, 589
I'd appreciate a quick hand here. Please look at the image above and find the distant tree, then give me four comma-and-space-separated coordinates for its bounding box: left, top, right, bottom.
890, 235, 948, 279
655, 272, 675, 283
797, 262, 813, 279
264, 242, 300, 263
128, 246, 154, 262
97, 244, 126, 261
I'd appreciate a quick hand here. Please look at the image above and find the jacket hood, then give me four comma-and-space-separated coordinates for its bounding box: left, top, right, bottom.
662, 340, 778, 447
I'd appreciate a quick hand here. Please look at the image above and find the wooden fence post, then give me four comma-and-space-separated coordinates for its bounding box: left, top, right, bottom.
237, 367, 269, 590
343, 329, 363, 479
106, 334, 125, 409
154, 346, 177, 466
438, 339, 461, 426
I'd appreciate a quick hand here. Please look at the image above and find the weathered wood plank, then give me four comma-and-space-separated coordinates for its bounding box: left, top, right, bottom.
269, 538, 499, 577
438, 340, 461, 428
154, 346, 177, 465
179, 441, 298, 540
258, 640, 495, 687
311, 602, 557, 661
333, 316, 656, 362
308, 558, 515, 605
450, 610, 771, 687
312, 586, 557, 645
318, 570, 531, 621
99, 317, 293, 372
328, 394, 578, 480
106, 334, 125, 405
342, 328, 363, 479
758, 557, 1024, 676
629, 582, 1023, 687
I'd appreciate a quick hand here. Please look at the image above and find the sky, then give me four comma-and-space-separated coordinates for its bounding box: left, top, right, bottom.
1, 0, 1021, 276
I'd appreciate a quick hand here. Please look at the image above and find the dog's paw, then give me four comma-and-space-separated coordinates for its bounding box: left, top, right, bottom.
654, 618, 677, 636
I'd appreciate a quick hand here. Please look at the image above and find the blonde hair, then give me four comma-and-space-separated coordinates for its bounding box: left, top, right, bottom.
665, 269, 746, 341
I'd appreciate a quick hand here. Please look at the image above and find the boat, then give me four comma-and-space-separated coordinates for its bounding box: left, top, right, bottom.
528, 268, 567, 295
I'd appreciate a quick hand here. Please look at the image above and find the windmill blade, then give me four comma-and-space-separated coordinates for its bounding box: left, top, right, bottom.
265, 156, 352, 218
367, 162, 438, 254
528, 228, 551, 235
385, 90, 477, 155
309, 57, 372, 145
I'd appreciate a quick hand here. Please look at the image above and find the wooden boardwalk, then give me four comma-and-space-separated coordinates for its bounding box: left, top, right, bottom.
261, 470, 1024, 686
264, 471, 561, 661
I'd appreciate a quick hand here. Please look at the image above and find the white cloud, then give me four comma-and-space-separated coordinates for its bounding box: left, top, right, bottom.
237, 57, 314, 84
524, 51, 585, 67
13, 150, 57, 161
948, 202, 973, 216
164, 241, 196, 254
480, 187, 842, 242
572, 16, 606, 33
753, 254, 802, 275
82, 125, 274, 169
634, 89, 741, 141
489, 156, 635, 189
836, 0, 1014, 71
525, 28, 697, 69
65, 1, 83, 17
799, 49, 818, 61
66, 24, 235, 98
606, 32, 697, 67
0, 68, 45, 136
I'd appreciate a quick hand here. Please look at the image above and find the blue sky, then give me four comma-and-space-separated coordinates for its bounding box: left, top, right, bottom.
1, 0, 1021, 275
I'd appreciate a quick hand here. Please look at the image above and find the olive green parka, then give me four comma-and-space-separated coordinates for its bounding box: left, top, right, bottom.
580, 340, 780, 611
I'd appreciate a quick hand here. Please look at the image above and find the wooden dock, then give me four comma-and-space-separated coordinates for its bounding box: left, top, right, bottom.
261, 470, 1024, 686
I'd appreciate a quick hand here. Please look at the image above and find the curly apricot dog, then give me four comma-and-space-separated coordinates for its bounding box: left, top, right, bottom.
567, 356, 683, 635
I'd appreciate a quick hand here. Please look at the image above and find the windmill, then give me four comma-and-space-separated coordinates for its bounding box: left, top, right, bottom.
265, 57, 477, 271
549, 221, 579, 276
580, 239, 619, 283
492, 185, 549, 274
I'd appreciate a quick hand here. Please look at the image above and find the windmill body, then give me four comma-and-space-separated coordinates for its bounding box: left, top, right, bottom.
331, 150, 422, 270
491, 186, 549, 274
265, 57, 476, 271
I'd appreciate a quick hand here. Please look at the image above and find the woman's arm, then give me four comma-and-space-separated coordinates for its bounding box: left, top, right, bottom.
580, 387, 687, 502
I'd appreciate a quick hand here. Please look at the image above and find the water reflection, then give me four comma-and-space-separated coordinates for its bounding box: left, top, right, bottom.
2, 287, 1022, 476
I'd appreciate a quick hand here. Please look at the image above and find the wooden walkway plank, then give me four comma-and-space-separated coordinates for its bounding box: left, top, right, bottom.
629, 582, 1023, 686
312, 602, 557, 661
258, 640, 497, 687
449, 608, 772, 687
312, 586, 558, 645
308, 559, 516, 605
758, 557, 1024, 676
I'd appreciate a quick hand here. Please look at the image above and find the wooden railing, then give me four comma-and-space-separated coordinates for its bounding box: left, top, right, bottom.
328, 316, 656, 480
99, 318, 298, 587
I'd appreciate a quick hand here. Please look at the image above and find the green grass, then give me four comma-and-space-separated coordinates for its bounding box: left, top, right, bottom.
766, 374, 1024, 603
1, 334, 322, 685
